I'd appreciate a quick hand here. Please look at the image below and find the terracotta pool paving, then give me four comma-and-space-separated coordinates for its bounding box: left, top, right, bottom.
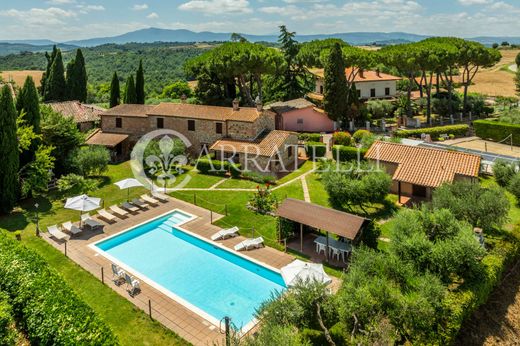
41, 196, 294, 345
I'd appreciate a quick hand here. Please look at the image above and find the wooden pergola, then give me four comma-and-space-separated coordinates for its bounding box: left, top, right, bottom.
276, 198, 367, 261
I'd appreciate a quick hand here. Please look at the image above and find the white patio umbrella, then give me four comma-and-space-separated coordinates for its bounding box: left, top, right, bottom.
64, 194, 101, 227
114, 178, 144, 201
281, 260, 332, 287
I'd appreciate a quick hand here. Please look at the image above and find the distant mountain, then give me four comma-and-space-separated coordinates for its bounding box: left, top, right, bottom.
470, 36, 520, 45
0, 39, 58, 46
0, 42, 79, 56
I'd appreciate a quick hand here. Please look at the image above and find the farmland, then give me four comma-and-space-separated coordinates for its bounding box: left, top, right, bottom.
0, 70, 43, 87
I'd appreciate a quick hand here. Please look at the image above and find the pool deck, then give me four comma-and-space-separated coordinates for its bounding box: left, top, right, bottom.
41, 196, 295, 346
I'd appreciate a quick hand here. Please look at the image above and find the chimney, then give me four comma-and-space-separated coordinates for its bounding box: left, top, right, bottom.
232, 98, 239, 111
255, 95, 263, 112
180, 94, 187, 103
359, 68, 364, 78
376, 68, 380, 77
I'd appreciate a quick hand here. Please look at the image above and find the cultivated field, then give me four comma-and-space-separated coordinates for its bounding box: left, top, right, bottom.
456, 49, 519, 98
0, 70, 44, 87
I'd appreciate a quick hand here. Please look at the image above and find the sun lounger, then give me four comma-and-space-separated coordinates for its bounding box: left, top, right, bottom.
151, 191, 169, 202
111, 264, 126, 285
211, 226, 239, 241
234, 237, 264, 251
62, 221, 82, 235
98, 209, 117, 222
47, 225, 67, 241
131, 198, 149, 210
141, 194, 159, 205
124, 273, 141, 296
109, 205, 128, 217
122, 202, 140, 213
81, 213, 104, 229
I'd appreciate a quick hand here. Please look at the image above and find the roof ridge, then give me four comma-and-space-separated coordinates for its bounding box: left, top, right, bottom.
370, 140, 480, 159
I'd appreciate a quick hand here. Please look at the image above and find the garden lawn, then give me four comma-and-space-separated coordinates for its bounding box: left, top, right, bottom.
0, 161, 190, 346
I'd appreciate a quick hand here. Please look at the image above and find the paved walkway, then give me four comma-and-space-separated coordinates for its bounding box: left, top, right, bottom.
301, 176, 311, 203
41, 196, 294, 346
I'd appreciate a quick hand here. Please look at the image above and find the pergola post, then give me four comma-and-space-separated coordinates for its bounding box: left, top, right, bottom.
300, 223, 303, 252
326, 231, 329, 262
398, 181, 402, 205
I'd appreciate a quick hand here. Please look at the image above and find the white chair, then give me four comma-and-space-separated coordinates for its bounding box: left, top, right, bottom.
211, 226, 239, 241
62, 221, 82, 235
330, 247, 341, 261
316, 242, 327, 255
124, 273, 141, 296
234, 237, 264, 251
111, 264, 126, 285
47, 225, 67, 241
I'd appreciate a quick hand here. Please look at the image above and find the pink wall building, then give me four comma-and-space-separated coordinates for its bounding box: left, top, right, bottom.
267, 98, 336, 133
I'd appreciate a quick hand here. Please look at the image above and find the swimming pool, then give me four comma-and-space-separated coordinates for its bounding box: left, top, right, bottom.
93, 210, 286, 330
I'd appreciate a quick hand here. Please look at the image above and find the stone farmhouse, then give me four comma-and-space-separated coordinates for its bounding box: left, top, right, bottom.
47, 101, 104, 131
86, 100, 298, 175
308, 67, 401, 102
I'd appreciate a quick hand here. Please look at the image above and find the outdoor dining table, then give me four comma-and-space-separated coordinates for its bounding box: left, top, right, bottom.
314, 236, 352, 262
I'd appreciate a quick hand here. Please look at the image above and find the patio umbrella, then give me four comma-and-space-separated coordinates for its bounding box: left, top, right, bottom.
280, 260, 332, 287
114, 178, 144, 201
64, 194, 101, 227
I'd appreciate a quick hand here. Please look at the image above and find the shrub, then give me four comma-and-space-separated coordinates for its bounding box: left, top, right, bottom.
0, 234, 118, 345
493, 160, 517, 187
69, 145, 110, 177
305, 142, 326, 159
332, 131, 352, 146
474, 120, 520, 146
277, 217, 295, 240
352, 129, 371, 143
196, 158, 240, 177
242, 171, 276, 184
160, 81, 192, 99
249, 185, 277, 214
298, 133, 321, 142
332, 145, 367, 162
0, 292, 15, 345
508, 173, 520, 202
393, 124, 469, 139
57, 173, 98, 197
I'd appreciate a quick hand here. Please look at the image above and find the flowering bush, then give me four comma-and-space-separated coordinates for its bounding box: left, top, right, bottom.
249, 184, 278, 214
332, 131, 352, 146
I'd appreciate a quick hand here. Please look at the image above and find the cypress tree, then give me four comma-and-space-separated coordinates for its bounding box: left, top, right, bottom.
44, 49, 67, 102
66, 58, 76, 100
0, 85, 20, 213
124, 75, 137, 104
135, 60, 145, 104
67, 49, 87, 102
110, 72, 120, 108
41, 45, 58, 96
323, 43, 348, 124
16, 76, 41, 133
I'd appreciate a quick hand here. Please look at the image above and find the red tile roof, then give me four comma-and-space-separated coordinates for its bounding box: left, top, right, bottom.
48, 101, 105, 123
210, 130, 295, 157
310, 67, 401, 83
148, 103, 265, 122
85, 131, 128, 147
102, 104, 155, 117
365, 141, 481, 188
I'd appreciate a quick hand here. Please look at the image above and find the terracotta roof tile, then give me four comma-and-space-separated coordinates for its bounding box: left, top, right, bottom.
210, 130, 296, 157
148, 103, 265, 122
48, 101, 104, 123
102, 104, 155, 117
85, 131, 128, 147
365, 141, 481, 188
265, 98, 315, 114
276, 198, 366, 240
310, 67, 401, 83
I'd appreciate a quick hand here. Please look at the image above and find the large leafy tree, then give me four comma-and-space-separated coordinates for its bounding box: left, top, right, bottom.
44, 49, 67, 102
323, 43, 349, 123
0, 85, 20, 213
124, 75, 137, 104
66, 49, 88, 102
135, 60, 145, 104
109, 72, 120, 108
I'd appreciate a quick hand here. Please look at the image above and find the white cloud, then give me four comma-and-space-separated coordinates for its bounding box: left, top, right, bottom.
132, 4, 149, 11
458, 0, 492, 5
147, 12, 159, 19
46, 0, 76, 4
179, 0, 252, 14
0, 7, 77, 26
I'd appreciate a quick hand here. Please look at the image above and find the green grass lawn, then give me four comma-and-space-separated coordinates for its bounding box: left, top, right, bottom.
217, 178, 259, 189
0, 162, 190, 346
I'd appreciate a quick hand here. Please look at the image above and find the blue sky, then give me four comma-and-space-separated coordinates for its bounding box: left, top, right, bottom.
1, 0, 519, 41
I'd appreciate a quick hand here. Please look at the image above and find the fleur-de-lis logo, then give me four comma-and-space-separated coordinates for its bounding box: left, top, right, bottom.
131, 130, 192, 191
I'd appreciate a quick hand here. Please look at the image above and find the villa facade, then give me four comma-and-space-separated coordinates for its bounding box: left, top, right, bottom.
87, 101, 297, 174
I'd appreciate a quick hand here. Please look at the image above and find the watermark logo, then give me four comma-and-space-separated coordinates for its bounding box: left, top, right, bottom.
131, 129, 192, 191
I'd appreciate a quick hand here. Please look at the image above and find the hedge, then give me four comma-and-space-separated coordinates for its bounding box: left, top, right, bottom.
305, 142, 326, 159
0, 234, 118, 345
298, 133, 322, 142
0, 291, 15, 345
332, 145, 368, 162
393, 124, 469, 139
474, 120, 520, 146
196, 158, 241, 177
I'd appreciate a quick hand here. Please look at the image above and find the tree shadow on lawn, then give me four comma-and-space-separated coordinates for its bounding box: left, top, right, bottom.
0, 196, 54, 232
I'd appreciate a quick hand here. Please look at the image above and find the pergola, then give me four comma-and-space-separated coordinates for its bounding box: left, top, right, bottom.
276, 198, 367, 261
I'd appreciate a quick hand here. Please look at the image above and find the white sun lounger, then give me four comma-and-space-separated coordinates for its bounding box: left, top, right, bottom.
98, 209, 116, 222
122, 202, 140, 213
234, 237, 264, 251
109, 205, 128, 217
211, 226, 239, 241
111, 264, 126, 285
47, 225, 67, 241
81, 213, 104, 229
124, 273, 141, 296
141, 194, 159, 205
151, 191, 169, 202
62, 221, 82, 235
131, 198, 149, 210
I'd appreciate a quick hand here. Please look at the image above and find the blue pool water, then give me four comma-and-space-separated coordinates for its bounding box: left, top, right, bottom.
96, 211, 286, 328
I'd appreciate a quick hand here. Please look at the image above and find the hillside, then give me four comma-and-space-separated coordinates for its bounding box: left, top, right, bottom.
0, 42, 212, 97
0, 42, 78, 56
